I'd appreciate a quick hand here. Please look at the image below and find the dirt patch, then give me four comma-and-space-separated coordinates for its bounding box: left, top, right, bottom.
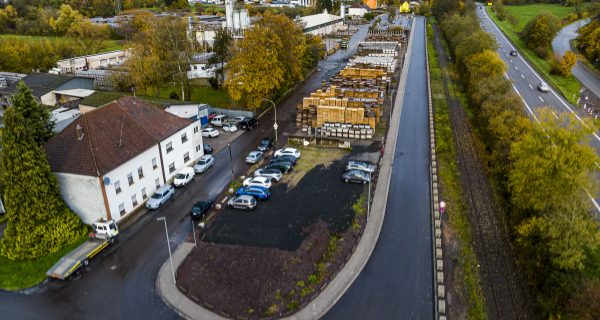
283, 147, 348, 190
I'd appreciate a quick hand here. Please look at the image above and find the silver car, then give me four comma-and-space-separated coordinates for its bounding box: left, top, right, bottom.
227, 195, 257, 211
254, 168, 283, 182
245, 151, 264, 164
346, 160, 376, 173
537, 82, 550, 92
146, 185, 175, 209
194, 155, 215, 173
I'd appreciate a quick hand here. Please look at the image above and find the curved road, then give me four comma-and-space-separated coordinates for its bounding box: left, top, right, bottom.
324, 16, 434, 320
552, 19, 600, 98
0, 24, 373, 320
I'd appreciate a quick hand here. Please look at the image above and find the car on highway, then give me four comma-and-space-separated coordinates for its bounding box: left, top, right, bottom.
264, 161, 292, 174
223, 123, 238, 133
346, 160, 376, 173
146, 185, 175, 209
537, 82, 550, 92
190, 200, 213, 220
254, 168, 283, 182
202, 127, 219, 138
342, 169, 371, 184
239, 117, 258, 130
203, 143, 213, 154
235, 186, 271, 201
173, 167, 195, 187
270, 155, 297, 165
510, 50, 517, 56
193, 155, 215, 173
274, 148, 301, 159
245, 151, 264, 164
242, 176, 272, 189
227, 195, 257, 210
258, 137, 274, 151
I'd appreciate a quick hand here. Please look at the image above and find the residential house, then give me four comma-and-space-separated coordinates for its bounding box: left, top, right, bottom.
44, 97, 204, 224
188, 53, 219, 79
0, 73, 94, 108
165, 103, 210, 127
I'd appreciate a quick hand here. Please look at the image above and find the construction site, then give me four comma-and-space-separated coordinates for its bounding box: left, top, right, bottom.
295, 27, 408, 141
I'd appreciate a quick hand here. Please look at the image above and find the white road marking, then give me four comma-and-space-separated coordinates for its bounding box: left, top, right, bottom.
515, 66, 519, 71
528, 84, 533, 90
521, 74, 525, 79
509, 59, 513, 63
551, 111, 559, 119
506, 74, 539, 123
539, 96, 544, 103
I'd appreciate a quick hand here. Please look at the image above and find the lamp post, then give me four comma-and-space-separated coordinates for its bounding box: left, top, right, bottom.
367, 171, 371, 218
389, 89, 396, 125
227, 141, 234, 182
156, 217, 176, 284
262, 98, 278, 148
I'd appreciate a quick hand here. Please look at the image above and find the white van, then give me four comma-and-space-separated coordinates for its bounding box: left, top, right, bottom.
211, 115, 226, 127
173, 167, 195, 188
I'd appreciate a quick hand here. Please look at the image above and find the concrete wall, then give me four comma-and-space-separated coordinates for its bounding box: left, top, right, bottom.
208, 106, 254, 119
103, 145, 164, 221
56, 172, 107, 225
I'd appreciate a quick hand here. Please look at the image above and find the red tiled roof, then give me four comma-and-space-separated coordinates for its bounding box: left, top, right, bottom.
45, 97, 193, 176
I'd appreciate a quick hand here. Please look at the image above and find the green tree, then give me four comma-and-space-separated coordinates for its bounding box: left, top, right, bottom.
67, 20, 111, 55
10, 82, 54, 145
207, 28, 233, 87
520, 12, 560, 54
0, 84, 85, 261
50, 4, 83, 35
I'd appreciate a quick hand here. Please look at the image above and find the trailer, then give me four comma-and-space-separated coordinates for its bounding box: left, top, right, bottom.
46, 220, 119, 280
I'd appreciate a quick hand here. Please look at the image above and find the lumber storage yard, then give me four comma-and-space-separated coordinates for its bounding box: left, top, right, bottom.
295, 28, 408, 141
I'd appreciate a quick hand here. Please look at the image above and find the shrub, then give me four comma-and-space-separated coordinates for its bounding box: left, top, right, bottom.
550, 51, 577, 77
534, 46, 548, 58
169, 91, 179, 100
208, 76, 219, 89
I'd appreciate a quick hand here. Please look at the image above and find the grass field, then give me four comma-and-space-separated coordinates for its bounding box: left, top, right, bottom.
486, 5, 581, 104
0, 234, 87, 291
0, 34, 124, 51
158, 85, 233, 108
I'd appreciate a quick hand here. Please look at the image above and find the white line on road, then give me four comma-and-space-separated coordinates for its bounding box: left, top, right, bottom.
507, 74, 539, 123
528, 84, 533, 90
539, 96, 544, 103
551, 111, 559, 119
521, 74, 525, 79
515, 66, 519, 71
509, 59, 513, 63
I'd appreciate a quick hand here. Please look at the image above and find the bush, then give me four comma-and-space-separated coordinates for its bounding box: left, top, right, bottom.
550, 51, 577, 77
169, 91, 179, 100
364, 12, 375, 21
208, 76, 219, 89
534, 46, 548, 58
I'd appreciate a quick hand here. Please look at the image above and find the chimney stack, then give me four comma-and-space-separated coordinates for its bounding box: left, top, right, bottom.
76, 124, 84, 141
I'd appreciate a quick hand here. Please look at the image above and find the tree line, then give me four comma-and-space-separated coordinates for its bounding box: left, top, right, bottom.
433, 0, 599, 318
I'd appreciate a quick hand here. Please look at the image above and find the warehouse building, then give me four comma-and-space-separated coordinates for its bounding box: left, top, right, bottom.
299, 11, 344, 36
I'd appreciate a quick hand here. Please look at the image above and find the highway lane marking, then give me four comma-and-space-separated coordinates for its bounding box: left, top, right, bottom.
528, 84, 533, 90
551, 111, 559, 119
587, 191, 600, 213
521, 74, 525, 79
539, 96, 544, 103
483, 8, 600, 143
507, 74, 539, 123
515, 66, 519, 71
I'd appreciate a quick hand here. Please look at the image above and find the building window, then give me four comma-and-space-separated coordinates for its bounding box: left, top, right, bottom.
119, 203, 125, 215
194, 126, 199, 133
166, 142, 173, 153
114, 181, 121, 194
138, 167, 144, 179
169, 162, 175, 173
196, 144, 202, 152
131, 194, 138, 207
181, 133, 188, 143
155, 178, 160, 188
183, 152, 190, 162
142, 188, 147, 200
127, 173, 134, 186
152, 157, 158, 170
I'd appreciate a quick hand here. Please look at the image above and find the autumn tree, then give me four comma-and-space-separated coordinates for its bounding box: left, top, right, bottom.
207, 28, 233, 87
50, 4, 83, 35
520, 12, 560, 56
67, 20, 111, 55
551, 50, 577, 77
0, 83, 85, 261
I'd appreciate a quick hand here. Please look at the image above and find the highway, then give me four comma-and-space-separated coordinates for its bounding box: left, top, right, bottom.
324, 16, 434, 320
477, 5, 600, 213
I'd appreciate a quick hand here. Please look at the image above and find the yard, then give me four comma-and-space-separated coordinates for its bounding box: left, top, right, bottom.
177, 143, 381, 318
0, 34, 124, 52
158, 85, 233, 109
486, 4, 581, 104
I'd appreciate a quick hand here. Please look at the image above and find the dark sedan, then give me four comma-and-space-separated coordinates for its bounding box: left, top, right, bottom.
190, 200, 213, 220
264, 161, 292, 173
270, 155, 297, 165
342, 169, 371, 184
203, 144, 213, 154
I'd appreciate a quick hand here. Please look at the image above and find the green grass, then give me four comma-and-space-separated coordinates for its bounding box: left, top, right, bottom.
158, 85, 232, 108
0, 34, 124, 51
427, 21, 488, 320
0, 234, 87, 290
486, 6, 581, 104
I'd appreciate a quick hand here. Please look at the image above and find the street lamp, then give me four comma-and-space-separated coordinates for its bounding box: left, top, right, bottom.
389, 89, 396, 125
156, 217, 176, 284
227, 141, 234, 182
262, 98, 278, 147
367, 171, 371, 218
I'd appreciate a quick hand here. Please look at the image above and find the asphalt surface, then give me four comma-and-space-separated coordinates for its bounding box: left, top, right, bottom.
324, 16, 435, 320
0, 23, 373, 320
478, 5, 600, 214
552, 19, 600, 98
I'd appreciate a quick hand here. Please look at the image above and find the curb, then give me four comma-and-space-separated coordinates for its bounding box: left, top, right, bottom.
424, 18, 446, 320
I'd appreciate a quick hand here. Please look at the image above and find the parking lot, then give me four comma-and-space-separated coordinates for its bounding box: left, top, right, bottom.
201, 124, 245, 155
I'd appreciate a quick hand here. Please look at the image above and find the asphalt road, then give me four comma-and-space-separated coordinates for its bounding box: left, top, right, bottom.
552, 19, 600, 98
0, 23, 373, 320
324, 16, 434, 320
478, 5, 600, 214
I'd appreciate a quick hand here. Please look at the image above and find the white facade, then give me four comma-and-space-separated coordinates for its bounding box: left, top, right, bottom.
159, 125, 202, 181
56, 50, 128, 74
300, 12, 344, 36
348, 7, 368, 17
291, 0, 316, 6
188, 63, 218, 79
56, 173, 107, 225
102, 146, 164, 221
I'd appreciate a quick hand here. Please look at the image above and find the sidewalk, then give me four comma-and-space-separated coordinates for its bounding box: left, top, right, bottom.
156, 19, 416, 320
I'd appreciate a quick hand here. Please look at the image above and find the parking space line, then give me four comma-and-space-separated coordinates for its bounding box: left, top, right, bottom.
515, 66, 519, 71
528, 84, 533, 90
521, 74, 525, 79
539, 96, 544, 103
509, 59, 513, 63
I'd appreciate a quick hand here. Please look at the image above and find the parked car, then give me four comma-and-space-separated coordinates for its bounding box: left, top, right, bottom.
509, 50, 518, 56
190, 200, 213, 220
254, 168, 283, 182
342, 169, 371, 184
203, 143, 213, 154
239, 117, 258, 130
208, 112, 218, 120
146, 185, 175, 209
271, 155, 297, 165
258, 137, 274, 151
173, 167, 195, 187
346, 160, 376, 173
274, 148, 301, 158
230, 116, 246, 125
537, 82, 550, 92
193, 155, 215, 173
211, 115, 226, 126
202, 127, 219, 138
227, 195, 257, 210
235, 186, 271, 201
264, 162, 292, 174
223, 123, 238, 133
245, 151, 264, 164
242, 176, 272, 189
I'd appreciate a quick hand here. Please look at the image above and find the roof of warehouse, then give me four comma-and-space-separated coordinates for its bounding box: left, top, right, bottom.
298, 12, 343, 30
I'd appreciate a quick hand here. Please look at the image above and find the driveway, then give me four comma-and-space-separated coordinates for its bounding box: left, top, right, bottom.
552, 19, 600, 99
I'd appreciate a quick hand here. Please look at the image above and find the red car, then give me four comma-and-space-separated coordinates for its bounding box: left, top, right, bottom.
208, 112, 218, 120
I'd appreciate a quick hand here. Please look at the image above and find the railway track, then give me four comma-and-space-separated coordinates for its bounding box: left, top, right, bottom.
431, 26, 533, 320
